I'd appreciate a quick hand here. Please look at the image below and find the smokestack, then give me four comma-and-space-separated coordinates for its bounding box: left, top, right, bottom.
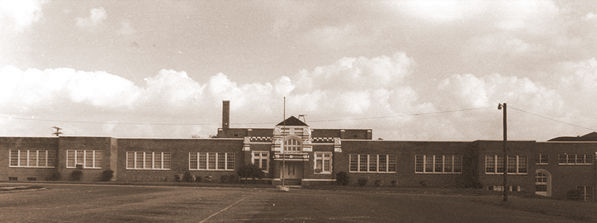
222, 100, 230, 130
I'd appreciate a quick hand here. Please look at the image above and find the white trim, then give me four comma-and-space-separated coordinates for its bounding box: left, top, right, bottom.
301, 178, 336, 182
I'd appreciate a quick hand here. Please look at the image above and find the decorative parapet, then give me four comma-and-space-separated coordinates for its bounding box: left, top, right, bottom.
312, 137, 335, 143
247, 136, 272, 142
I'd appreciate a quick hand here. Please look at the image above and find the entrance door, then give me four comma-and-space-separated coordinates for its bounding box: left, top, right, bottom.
282, 162, 303, 179
535, 169, 551, 197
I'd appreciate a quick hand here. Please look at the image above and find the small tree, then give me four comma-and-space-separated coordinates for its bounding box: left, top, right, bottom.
100, 169, 114, 181
335, 171, 349, 186
237, 164, 265, 183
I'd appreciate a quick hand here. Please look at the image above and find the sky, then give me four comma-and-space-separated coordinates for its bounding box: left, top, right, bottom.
0, 0, 596, 141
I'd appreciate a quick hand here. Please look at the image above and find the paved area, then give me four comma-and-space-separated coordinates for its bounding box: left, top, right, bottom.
0, 183, 593, 222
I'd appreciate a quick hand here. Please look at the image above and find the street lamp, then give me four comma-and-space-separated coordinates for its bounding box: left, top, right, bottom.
498, 103, 507, 202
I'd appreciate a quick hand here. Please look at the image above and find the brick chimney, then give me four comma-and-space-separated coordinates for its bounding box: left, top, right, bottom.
222, 100, 230, 130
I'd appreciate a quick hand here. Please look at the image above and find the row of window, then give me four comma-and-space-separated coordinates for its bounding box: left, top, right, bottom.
188, 152, 235, 171
9, 150, 56, 168
485, 155, 528, 174
415, 155, 462, 174
349, 154, 397, 173
126, 151, 171, 170
536, 153, 593, 165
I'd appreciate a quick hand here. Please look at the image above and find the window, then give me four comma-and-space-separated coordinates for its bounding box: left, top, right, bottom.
485, 155, 527, 174
558, 153, 593, 165
578, 186, 593, 201
536, 153, 548, 165
66, 150, 102, 168
252, 151, 269, 172
189, 152, 235, 171
9, 150, 56, 168
314, 152, 332, 174
284, 138, 301, 152
414, 155, 462, 174
126, 151, 171, 170
348, 154, 396, 173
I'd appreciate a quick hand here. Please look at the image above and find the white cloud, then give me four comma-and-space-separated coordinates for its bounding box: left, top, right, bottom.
390, 0, 485, 23
0, 0, 46, 32
118, 20, 135, 35
1, 53, 596, 140
585, 12, 597, 20
76, 7, 107, 28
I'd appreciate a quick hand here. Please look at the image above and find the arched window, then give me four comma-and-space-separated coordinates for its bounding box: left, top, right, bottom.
284, 138, 302, 152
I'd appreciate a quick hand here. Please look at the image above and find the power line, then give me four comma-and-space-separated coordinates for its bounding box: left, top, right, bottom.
0, 113, 217, 127
0, 106, 492, 127
509, 106, 597, 131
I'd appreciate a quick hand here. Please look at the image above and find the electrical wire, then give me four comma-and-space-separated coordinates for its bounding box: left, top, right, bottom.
509, 106, 597, 131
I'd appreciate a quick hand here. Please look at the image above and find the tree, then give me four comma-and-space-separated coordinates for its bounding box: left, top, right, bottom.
237, 164, 265, 183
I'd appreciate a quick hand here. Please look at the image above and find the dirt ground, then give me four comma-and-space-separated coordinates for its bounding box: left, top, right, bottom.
0, 183, 595, 222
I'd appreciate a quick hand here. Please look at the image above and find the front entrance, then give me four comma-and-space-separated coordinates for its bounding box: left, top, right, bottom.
281, 162, 303, 179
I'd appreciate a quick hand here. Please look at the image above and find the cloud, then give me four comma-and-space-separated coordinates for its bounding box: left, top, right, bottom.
76, 7, 107, 28
0, 0, 46, 32
390, 0, 559, 30
118, 20, 135, 35
304, 24, 379, 50
1, 53, 596, 141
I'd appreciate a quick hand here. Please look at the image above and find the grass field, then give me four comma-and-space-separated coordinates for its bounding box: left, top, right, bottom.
1, 183, 596, 222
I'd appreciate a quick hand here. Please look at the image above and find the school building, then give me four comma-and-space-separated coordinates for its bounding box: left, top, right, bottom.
1, 101, 596, 200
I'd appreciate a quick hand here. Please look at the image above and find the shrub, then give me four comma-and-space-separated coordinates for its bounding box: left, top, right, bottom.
46, 172, 61, 181
419, 180, 427, 187
391, 180, 397, 187
100, 169, 114, 181
357, 178, 368, 187
227, 174, 239, 183
182, 171, 194, 182
237, 164, 265, 183
71, 170, 83, 181
205, 175, 213, 183
174, 174, 181, 182
194, 175, 202, 182
335, 171, 349, 186
220, 175, 229, 183
374, 179, 383, 187
567, 189, 582, 200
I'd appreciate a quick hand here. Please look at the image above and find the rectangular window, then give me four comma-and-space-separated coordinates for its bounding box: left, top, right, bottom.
189, 152, 235, 171
66, 150, 102, 168
359, 154, 367, 172
415, 155, 462, 174
485, 155, 526, 174
314, 152, 332, 174
536, 153, 548, 165
252, 151, 268, 172
349, 154, 396, 173
9, 149, 55, 168
126, 151, 170, 170
558, 153, 593, 165
349, 154, 358, 172
578, 185, 593, 201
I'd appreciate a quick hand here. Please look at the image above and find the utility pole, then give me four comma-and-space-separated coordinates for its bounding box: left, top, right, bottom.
281, 96, 286, 188
52, 126, 63, 136
498, 103, 507, 202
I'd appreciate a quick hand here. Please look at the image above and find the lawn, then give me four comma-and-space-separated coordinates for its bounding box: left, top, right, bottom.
0, 183, 595, 222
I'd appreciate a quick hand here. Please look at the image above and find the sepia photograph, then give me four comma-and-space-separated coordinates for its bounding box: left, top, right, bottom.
1, 0, 597, 222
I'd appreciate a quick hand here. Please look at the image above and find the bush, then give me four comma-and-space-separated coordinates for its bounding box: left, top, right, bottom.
237, 164, 265, 183
419, 180, 427, 187
227, 174, 239, 183
71, 170, 83, 181
182, 171, 194, 182
205, 175, 213, 183
357, 178, 368, 187
391, 180, 397, 187
374, 179, 383, 187
100, 169, 114, 181
567, 189, 582, 200
335, 171, 349, 186
174, 174, 181, 182
220, 175, 229, 183
46, 172, 61, 181
194, 175, 202, 182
